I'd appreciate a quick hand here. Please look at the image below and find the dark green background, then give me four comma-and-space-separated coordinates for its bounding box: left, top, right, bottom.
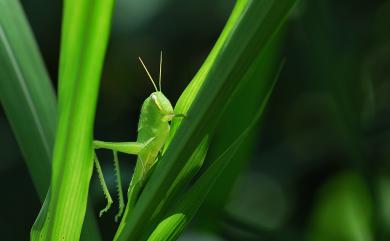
1, 0, 389, 240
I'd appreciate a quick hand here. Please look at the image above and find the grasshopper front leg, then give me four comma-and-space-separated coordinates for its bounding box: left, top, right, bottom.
94, 141, 144, 154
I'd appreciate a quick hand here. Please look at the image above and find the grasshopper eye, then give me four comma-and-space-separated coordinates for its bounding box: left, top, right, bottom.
151, 94, 163, 111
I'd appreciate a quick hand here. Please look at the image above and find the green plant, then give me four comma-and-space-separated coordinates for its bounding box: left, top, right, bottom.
0, 0, 296, 240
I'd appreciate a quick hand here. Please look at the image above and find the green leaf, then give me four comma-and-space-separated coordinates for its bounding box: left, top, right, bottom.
147, 75, 277, 241
204, 27, 284, 215
31, 0, 116, 240
147, 138, 244, 241
145, 47, 285, 241
0, 1, 101, 240
114, 0, 296, 240
0, 0, 56, 198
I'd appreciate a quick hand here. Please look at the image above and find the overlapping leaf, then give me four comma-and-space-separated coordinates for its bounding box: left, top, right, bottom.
0, 1, 101, 240
30, 0, 115, 240
114, 0, 296, 240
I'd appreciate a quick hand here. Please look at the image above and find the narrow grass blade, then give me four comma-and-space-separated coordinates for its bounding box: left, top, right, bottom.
114, 0, 296, 240
31, 0, 116, 240
147, 137, 244, 241
204, 29, 283, 214
0, 0, 56, 197
0, 1, 101, 240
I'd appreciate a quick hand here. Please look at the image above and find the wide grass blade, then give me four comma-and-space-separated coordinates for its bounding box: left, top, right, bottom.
114, 0, 296, 240
147, 77, 277, 241
0, 1, 101, 240
31, 0, 116, 240
145, 44, 285, 241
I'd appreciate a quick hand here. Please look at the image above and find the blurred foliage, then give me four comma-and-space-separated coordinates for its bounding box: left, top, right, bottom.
308, 171, 373, 241
0, 0, 390, 240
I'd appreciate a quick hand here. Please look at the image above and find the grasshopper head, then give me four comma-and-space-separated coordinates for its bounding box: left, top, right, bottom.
139, 54, 185, 122
150, 91, 175, 121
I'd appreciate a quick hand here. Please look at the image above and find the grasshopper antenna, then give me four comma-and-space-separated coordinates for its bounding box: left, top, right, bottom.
159, 51, 162, 92
139, 57, 158, 92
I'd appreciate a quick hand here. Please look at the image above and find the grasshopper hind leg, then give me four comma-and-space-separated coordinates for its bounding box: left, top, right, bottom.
93, 150, 126, 222
113, 151, 125, 222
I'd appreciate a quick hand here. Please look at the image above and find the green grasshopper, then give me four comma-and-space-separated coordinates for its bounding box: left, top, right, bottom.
93, 52, 184, 221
